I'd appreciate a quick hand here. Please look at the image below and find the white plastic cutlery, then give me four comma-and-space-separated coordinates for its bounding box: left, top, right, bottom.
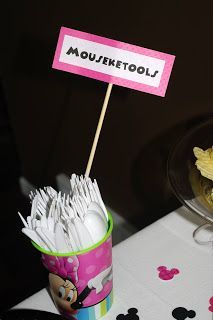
19, 174, 109, 253
84, 210, 107, 244
18, 212, 28, 228
67, 220, 82, 250
47, 216, 55, 233
66, 223, 78, 252
40, 227, 55, 246
88, 202, 107, 226
73, 217, 94, 250
40, 215, 48, 229
22, 228, 44, 248
93, 180, 108, 220
36, 227, 56, 252
55, 223, 69, 253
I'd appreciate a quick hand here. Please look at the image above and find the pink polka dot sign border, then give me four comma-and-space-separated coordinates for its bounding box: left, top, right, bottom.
52, 27, 175, 97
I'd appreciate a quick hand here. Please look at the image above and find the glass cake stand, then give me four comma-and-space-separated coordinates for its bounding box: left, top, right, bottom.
167, 118, 213, 225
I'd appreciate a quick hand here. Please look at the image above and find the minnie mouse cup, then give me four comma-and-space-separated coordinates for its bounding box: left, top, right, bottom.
32, 213, 113, 320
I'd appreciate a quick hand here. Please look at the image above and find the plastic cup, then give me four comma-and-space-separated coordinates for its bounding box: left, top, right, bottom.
32, 213, 113, 320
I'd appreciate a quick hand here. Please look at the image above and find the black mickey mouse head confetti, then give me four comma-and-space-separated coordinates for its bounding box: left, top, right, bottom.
116, 308, 139, 319
172, 307, 196, 320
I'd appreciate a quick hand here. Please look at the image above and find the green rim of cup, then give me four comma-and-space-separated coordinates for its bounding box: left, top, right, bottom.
32, 211, 113, 256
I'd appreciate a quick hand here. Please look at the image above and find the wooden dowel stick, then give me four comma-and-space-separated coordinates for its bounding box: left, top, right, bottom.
85, 83, 113, 177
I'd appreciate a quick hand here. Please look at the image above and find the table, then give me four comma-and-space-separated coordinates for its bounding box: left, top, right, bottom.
14, 207, 213, 319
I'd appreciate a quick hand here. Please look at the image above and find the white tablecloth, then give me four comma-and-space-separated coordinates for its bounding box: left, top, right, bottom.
14, 207, 213, 319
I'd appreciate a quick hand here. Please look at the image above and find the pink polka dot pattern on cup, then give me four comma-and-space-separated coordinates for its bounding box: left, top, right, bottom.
157, 266, 180, 280
42, 234, 112, 308
86, 265, 96, 274
208, 297, 213, 312
41, 254, 79, 284
76, 235, 112, 307
95, 248, 104, 258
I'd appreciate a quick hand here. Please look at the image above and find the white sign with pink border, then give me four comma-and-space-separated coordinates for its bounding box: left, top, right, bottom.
52, 27, 175, 97
52, 27, 175, 176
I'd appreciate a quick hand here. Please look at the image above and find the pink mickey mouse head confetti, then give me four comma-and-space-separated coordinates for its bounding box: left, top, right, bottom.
157, 266, 180, 280
208, 296, 213, 312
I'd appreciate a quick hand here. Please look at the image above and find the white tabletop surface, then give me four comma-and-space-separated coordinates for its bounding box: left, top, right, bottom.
14, 207, 213, 319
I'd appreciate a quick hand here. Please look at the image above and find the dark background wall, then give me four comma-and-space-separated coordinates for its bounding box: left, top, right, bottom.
0, 0, 212, 310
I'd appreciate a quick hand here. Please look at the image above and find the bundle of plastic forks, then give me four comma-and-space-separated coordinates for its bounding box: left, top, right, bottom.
18, 174, 108, 253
